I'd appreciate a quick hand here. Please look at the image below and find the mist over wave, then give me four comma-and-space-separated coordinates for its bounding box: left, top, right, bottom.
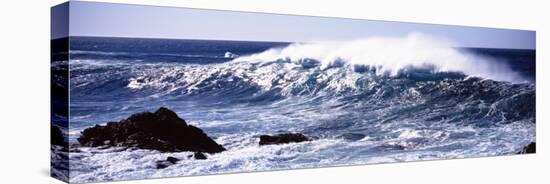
234, 33, 526, 83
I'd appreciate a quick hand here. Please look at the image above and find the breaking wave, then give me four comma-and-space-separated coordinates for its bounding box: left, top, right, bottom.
234, 33, 525, 82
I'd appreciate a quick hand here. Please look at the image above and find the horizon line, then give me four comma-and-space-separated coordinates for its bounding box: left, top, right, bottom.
52, 35, 536, 50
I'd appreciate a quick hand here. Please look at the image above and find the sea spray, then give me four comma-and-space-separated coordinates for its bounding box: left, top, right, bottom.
233, 33, 526, 83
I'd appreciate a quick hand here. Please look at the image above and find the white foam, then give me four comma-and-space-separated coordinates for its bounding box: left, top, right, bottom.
68, 136, 350, 183
224, 51, 239, 58
67, 117, 535, 183
233, 33, 525, 83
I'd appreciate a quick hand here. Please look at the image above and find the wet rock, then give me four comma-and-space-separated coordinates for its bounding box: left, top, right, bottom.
78, 107, 226, 153
259, 133, 309, 146
156, 163, 169, 169
156, 156, 181, 169
166, 156, 180, 164
194, 152, 207, 160
376, 143, 407, 151
518, 142, 536, 154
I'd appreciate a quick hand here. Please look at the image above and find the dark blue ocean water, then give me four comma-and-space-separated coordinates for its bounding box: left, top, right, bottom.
63, 36, 535, 182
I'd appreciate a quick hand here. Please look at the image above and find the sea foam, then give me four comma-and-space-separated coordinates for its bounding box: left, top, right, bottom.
233, 33, 525, 83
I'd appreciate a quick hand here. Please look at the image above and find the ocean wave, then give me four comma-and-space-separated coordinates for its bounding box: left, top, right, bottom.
224, 51, 239, 58
233, 33, 527, 83
68, 34, 536, 130
70, 34, 533, 101
69, 47, 535, 116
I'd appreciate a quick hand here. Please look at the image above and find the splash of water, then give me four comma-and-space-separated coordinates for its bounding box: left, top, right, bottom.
233, 33, 524, 82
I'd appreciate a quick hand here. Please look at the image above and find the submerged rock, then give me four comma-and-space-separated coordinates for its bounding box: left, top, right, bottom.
51, 125, 65, 146
518, 142, 536, 154
156, 156, 181, 169
194, 152, 207, 160
186, 152, 208, 160
166, 156, 180, 164
259, 133, 309, 146
156, 163, 170, 169
78, 107, 226, 153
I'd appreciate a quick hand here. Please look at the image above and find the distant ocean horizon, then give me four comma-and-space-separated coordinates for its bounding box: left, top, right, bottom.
54, 35, 537, 50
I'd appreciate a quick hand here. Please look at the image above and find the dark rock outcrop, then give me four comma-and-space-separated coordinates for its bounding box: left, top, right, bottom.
156, 163, 170, 169
51, 125, 65, 146
186, 152, 208, 160
193, 152, 207, 160
518, 142, 536, 154
78, 107, 226, 153
259, 133, 309, 146
166, 156, 180, 164
156, 156, 181, 169
374, 143, 407, 151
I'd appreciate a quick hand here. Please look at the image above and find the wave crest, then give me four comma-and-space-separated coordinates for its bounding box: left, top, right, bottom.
233, 33, 525, 83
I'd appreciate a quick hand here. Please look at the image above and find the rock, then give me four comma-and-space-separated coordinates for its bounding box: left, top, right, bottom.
194, 152, 207, 160
51, 125, 65, 146
518, 142, 536, 154
156, 163, 169, 169
166, 156, 180, 164
78, 107, 226, 153
374, 143, 407, 151
259, 133, 309, 146
156, 156, 181, 169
